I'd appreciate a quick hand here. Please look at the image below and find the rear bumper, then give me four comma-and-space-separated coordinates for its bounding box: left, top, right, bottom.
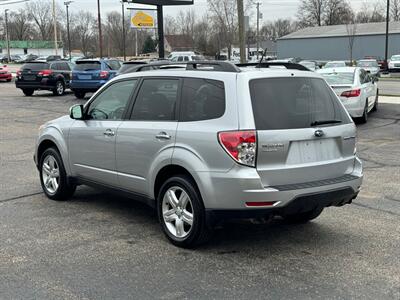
16, 79, 56, 90
0, 73, 12, 80
70, 80, 107, 92
197, 157, 363, 222
206, 187, 358, 225
340, 97, 364, 118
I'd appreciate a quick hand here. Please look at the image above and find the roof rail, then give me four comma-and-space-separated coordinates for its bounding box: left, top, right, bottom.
141, 60, 241, 72
236, 62, 310, 72
185, 61, 241, 72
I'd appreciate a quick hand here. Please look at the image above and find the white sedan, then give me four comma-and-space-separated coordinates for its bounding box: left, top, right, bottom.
318, 67, 378, 123
388, 54, 400, 71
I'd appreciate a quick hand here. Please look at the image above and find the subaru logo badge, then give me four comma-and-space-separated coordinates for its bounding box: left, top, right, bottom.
314, 129, 324, 137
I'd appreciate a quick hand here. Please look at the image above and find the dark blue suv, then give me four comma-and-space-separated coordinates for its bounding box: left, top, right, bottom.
70, 59, 121, 99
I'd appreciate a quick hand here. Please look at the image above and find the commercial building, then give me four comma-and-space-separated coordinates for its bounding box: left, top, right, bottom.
0, 41, 63, 57
277, 21, 400, 60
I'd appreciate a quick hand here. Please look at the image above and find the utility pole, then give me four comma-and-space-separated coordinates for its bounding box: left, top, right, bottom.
121, 0, 126, 61
4, 9, 11, 63
157, 5, 164, 58
52, 0, 58, 55
237, 0, 246, 63
256, 2, 260, 60
385, 0, 390, 72
97, 0, 103, 58
64, 1, 73, 61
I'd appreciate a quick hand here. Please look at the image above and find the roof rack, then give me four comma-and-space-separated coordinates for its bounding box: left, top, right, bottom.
236, 62, 310, 71
140, 60, 241, 72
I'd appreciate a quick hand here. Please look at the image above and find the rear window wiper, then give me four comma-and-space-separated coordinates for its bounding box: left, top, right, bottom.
311, 120, 342, 126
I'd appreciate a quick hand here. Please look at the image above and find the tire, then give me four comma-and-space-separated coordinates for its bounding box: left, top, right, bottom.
74, 91, 86, 99
53, 80, 65, 96
283, 207, 324, 224
357, 100, 368, 124
6, 79, 11, 82
22, 89, 34, 96
372, 89, 379, 112
157, 175, 211, 248
39, 147, 76, 201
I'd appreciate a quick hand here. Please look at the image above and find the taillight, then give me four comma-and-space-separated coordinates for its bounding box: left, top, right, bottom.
100, 70, 109, 79
218, 130, 257, 167
38, 69, 53, 77
341, 89, 361, 98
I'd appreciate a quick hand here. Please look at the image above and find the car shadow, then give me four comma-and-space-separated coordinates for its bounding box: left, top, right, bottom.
69, 186, 349, 251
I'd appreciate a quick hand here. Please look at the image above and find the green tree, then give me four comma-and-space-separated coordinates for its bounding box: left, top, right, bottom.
142, 36, 156, 53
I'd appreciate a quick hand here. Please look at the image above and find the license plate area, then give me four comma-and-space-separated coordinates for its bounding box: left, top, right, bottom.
287, 139, 340, 164
78, 75, 92, 80
23, 75, 36, 81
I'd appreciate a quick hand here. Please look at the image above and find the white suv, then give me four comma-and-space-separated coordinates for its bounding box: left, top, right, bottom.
35, 61, 363, 247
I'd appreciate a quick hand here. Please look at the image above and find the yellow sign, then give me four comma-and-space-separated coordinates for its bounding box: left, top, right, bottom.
130, 10, 156, 28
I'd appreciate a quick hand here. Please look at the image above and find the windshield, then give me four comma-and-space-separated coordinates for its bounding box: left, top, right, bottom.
320, 72, 354, 85
249, 77, 350, 130
357, 61, 378, 67
325, 62, 346, 68
391, 55, 400, 61
74, 62, 101, 71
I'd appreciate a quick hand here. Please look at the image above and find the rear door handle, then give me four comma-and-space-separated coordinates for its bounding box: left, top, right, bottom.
156, 132, 171, 140
103, 129, 115, 137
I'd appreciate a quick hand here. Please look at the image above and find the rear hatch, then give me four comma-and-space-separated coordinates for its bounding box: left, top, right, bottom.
73, 61, 103, 80
20, 62, 49, 82
249, 77, 356, 188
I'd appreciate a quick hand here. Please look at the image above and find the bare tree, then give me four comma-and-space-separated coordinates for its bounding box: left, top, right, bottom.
297, 0, 327, 27
207, 0, 237, 59
356, 1, 385, 23
71, 11, 97, 56
324, 0, 354, 25
391, 0, 400, 21
346, 21, 357, 62
26, 0, 54, 40
8, 9, 32, 40
260, 19, 297, 41
104, 12, 124, 57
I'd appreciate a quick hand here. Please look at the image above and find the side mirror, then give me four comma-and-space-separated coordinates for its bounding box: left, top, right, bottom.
70, 104, 84, 120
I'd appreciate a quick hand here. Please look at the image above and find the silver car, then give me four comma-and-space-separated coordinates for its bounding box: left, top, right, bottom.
35, 62, 363, 247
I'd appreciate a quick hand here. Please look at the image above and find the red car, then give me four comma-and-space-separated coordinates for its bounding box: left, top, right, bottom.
0, 65, 12, 82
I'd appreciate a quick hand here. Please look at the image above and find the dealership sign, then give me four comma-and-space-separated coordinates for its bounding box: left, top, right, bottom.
130, 9, 156, 28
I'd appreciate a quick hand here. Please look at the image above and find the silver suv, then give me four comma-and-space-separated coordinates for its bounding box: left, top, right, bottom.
35, 61, 363, 247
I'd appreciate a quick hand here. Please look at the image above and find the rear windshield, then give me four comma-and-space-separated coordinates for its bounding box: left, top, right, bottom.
249, 77, 350, 130
320, 72, 354, 85
357, 61, 378, 67
119, 63, 146, 74
325, 62, 346, 68
21, 63, 49, 71
74, 62, 101, 71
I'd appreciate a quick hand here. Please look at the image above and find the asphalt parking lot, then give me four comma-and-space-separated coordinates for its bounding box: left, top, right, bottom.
0, 82, 399, 299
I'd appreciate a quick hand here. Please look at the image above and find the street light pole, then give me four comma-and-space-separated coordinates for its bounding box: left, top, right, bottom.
121, 0, 126, 61
97, 0, 103, 58
4, 9, 11, 63
52, 0, 58, 55
385, 0, 390, 72
64, 1, 73, 61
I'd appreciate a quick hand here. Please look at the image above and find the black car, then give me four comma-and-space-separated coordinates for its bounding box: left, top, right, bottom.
15, 61, 74, 96
117, 61, 148, 74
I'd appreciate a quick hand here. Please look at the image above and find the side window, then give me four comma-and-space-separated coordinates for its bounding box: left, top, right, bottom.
130, 79, 179, 121
60, 62, 70, 70
181, 78, 226, 122
184, 56, 189, 61
365, 74, 371, 83
106, 60, 121, 70
50, 63, 59, 70
87, 80, 137, 120
177, 56, 184, 62
359, 70, 366, 84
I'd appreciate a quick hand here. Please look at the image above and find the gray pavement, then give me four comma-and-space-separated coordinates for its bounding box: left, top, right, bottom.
378, 79, 400, 96
0, 82, 399, 299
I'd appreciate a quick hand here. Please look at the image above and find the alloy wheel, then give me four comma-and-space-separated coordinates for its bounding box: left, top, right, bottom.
42, 155, 60, 194
162, 186, 194, 238
56, 82, 64, 95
